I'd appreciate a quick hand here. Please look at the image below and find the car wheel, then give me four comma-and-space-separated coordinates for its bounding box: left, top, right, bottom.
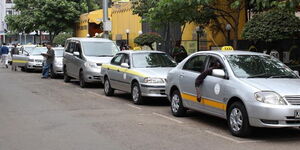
63, 67, 71, 83
131, 82, 144, 105
227, 102, 252, 137
79, 71, 87, 88
171, 89, 187, 117
104, 77, 114, 96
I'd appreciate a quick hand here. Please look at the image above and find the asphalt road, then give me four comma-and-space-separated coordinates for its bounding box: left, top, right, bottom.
1, 67, 300, 150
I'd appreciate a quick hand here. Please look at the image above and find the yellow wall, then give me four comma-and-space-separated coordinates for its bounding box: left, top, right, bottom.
111, 2, 142, 47
76, 13, 88, 37
76, 1, 246, 50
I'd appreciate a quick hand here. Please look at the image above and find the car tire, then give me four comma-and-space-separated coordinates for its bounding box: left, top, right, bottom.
63, 67, 71, 83
104, 77, 114, 96
171, 89, 187, 117
79, 71, 87, 88
227, 101, 252, 137
131, 82, 144, 105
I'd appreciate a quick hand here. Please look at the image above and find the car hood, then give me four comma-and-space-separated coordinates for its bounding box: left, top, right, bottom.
86, 56, 112, 64
241, 79, 300, 96
29, 55, 44, 60
133, 67, 174, 78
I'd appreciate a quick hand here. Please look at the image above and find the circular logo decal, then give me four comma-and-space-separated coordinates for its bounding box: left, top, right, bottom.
214, 84, 220, 95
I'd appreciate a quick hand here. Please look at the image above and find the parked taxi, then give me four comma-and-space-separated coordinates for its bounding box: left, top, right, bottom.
101, 50, 177, 104
166, 49, 300, 137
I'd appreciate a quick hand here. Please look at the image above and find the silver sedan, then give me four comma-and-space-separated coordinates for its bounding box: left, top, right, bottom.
166, 50, 300, 137
101, 50, 176, 104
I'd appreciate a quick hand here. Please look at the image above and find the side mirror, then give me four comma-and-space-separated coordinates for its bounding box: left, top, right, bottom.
294, 70, 299, 76
73, 52, 80, 57
121, 63, 129, 68
212, 69, 225, 78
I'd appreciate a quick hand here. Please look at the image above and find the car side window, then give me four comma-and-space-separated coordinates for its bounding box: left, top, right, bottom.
206, 56, 224, 70
67, 42, 75, 53
74, 42, 83, 57
183, 55, 207, 73
111, 54, 124, 66
121, 54, 130, 66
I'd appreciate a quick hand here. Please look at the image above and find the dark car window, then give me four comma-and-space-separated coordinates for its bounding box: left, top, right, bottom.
206, 56, 224, 69
121, 54, 130, 66
111, 54, 124, 66
183, 55, 207, 72
66, 42, 75, 53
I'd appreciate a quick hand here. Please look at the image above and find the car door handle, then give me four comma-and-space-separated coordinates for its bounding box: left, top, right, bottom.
117, 69, 120, 72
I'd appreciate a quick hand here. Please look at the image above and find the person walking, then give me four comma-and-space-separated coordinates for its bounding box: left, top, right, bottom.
172, 41, 188, 63
11, 44, 19, 71
41, 44, 55, 79
0, 43, 9, 68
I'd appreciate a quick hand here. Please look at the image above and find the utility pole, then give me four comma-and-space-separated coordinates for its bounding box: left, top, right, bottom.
102, 0, 111, 39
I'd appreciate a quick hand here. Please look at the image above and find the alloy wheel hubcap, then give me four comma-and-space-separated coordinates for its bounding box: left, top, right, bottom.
230, 108, 243, 132
171, 94, 180, 113
132, 86, 139, 102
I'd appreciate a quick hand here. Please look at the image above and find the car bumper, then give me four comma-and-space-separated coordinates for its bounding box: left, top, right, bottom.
247, 101, 300, 127
84, 68, 102, 83
53, 65, 63, 74
140, 84, 167, 97
27, 62, 43, 70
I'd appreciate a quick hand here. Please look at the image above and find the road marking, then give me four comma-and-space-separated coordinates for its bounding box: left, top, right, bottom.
127, 104, 142, 110
152, 112, 183, 124
204, 130, 263, 143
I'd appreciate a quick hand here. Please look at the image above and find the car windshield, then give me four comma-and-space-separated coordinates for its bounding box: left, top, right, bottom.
226, 55, 298, 78
132, 53, 177, 68
81, 42, 119, 57
54, 48, 64, 57
24, 47, 35, 54
31, 47, 47, 55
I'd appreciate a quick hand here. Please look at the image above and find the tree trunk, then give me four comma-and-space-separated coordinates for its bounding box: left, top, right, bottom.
233, 27, 239, 49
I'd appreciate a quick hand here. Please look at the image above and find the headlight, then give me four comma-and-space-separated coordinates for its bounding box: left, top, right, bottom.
144, 77, 165, 84
28, 59, 34, 62
85, 61, 98, 69
254, 91, 286, 105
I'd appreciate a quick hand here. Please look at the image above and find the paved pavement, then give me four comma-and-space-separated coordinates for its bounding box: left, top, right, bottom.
1, 67, 300, 150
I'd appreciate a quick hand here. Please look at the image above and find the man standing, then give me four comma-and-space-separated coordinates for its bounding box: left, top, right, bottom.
41, 44, 55, 79
1, 43, 9, 68
11, 44, 19, 71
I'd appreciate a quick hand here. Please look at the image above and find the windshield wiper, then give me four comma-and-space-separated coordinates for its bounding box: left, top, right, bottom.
247, 73, 271, 78
269, 75, 296, 78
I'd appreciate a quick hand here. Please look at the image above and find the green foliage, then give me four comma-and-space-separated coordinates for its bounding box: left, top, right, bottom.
53, 33, 73, 46
134, 33, 163, 50
6, 0, 82, 42
143, 0, 216, 29
132, 0, 160, 17
242, 10, 300, 42
250, 0, 300, 12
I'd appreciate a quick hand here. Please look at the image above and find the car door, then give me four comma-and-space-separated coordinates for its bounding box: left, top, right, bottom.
118, 53, 131, 91
12, 47, 29, 67
73, 42, 84, 79
200, 55, 230, 116
64, 41, 76, 77
108, 53, 124, 89
179, 54, 208, 111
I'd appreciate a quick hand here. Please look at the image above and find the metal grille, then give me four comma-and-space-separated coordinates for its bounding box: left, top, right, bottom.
285, 96, 300, 105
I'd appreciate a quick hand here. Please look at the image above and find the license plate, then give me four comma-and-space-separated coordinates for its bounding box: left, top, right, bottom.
36, 64, 42, 66
294, 110, 300, 118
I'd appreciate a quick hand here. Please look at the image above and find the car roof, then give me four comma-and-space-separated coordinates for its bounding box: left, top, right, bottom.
195, 50, 268, 56
67, 37, 113, 42
117, 50, 165, 54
